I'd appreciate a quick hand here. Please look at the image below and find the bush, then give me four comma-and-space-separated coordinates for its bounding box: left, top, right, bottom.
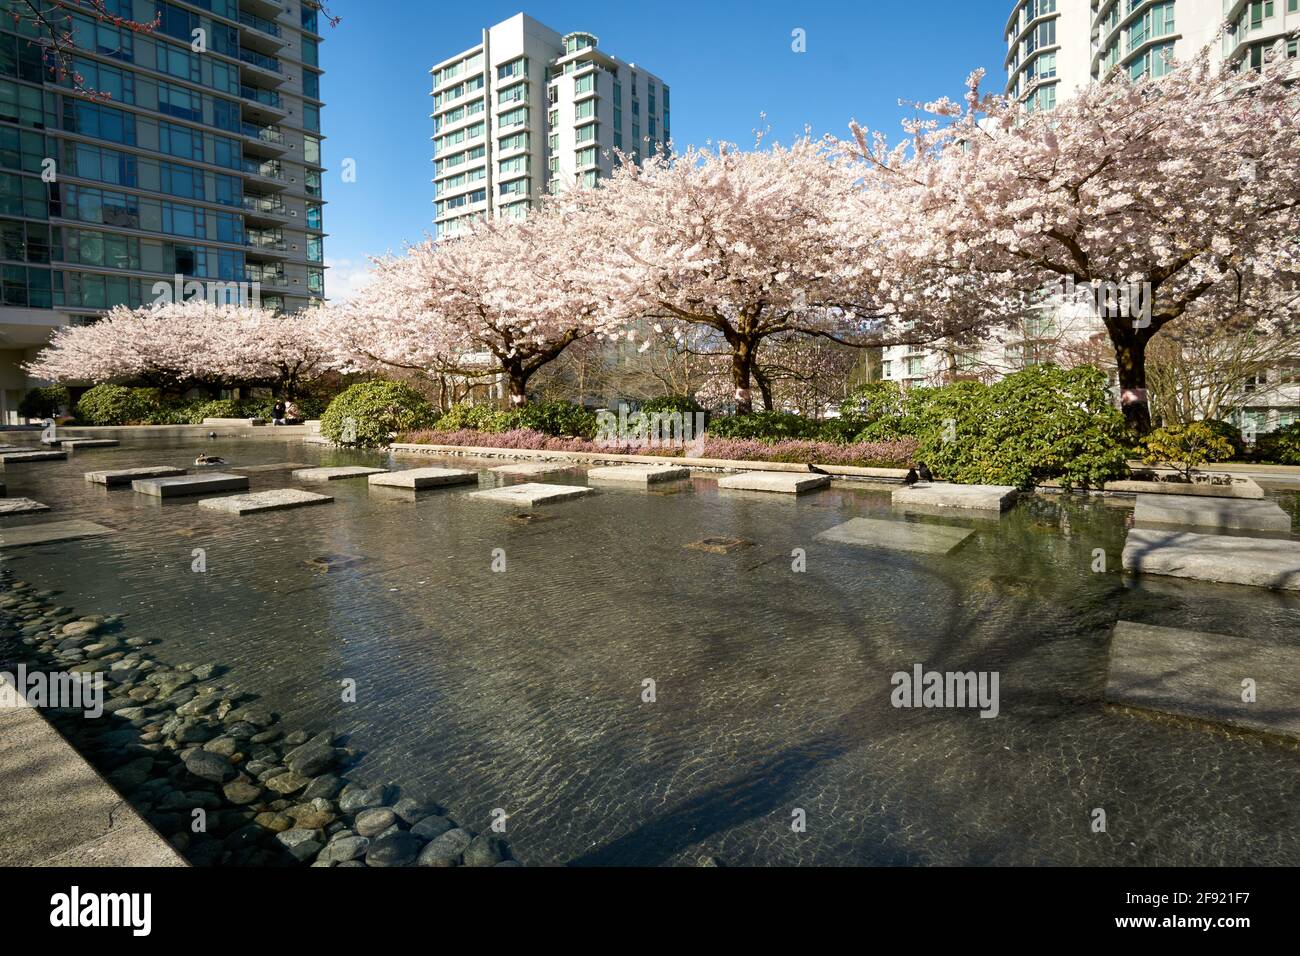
1255, 421, 1300, 466
75, 385, 161, 426
504, 400, 598, 438
1143, 422, 1238, 481
433, 403, 512, 434
321, 381, 438, 446
18, 385, 70, 420
1198, 418, 1247, 460
707, 411, 823, 441
919, 366, 1130, 489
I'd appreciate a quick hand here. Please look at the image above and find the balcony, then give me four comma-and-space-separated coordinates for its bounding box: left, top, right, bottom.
238, 10, 281, 39
241, 158, 288, 189
242, 194, 289, 222
239, 48, 283, 76
241, 85, 284, 110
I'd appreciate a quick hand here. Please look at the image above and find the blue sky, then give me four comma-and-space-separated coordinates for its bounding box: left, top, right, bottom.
319, 0, 1009, 297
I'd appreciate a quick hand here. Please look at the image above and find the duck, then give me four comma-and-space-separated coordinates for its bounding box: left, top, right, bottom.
195, 455, 225, 466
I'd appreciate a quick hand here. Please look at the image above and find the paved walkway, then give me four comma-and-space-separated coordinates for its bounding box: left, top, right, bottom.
0, 690, 185, 866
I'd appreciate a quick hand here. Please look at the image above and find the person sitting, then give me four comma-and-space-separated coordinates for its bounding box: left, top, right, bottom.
271, 400, 286, 426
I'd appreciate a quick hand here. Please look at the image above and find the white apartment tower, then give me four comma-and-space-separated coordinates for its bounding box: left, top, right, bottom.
876, 0, 1300, 433
430, 13, 670, 238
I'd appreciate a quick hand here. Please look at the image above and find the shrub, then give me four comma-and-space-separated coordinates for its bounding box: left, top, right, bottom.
1198, 418, 1247, 460
18, 385, 70, 420
840, 380, 907, 420
707, 411, 823, 441
504, 400, 598, 438
920, 366, 1129, 489
321, 381, 437, 446
432, 402, 512, 434
1143, 422, 1238, 481
1255, 422, 1300, 465
75, 385, 161, 426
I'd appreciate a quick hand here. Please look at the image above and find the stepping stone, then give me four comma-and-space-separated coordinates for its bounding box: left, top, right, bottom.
231, 462, 312, 473
131, 473, 249, 498
0, 445, 31, 453
0, 498, 50, 516
199, 489, 334, 515
368, 467, 478, 490
490, 461, 573, 477
1133, 494, 1291, 533
56, 439, 120, 449
0, 451, 66, 463
892, 482, 1018, 513
86, 467, 187, 487
588, 464, 690, 485
716, 471, 831, 494
1106, 478, 1264, 499
816, 517, 975, 555
685, 536, 755, 555
0, 520, 113, 549
469, 483, 594, 507
1106, 621, 1300, 740
1123, 529, 1300, 591
292, 466, 389, 482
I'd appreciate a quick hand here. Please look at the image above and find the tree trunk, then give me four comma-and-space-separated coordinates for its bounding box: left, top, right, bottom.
505, 364, 531, 407
752, 364, 774, 412
731, 341, 756, 415
1112, 331, 1152, 435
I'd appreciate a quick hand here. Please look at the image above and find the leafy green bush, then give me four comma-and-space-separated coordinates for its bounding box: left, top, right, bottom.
18, 385, 70, 420
433, 402, 512, 434
1142, 422, 1237, 481
1198, 418, 1247, 460
840, 380, 907, 420
1255, 421, 1300, 465
918, 366, 1130, 489
75, 385, 161, 426
321, 381, 438, 446
707, 411, 823, 441
504, 400, 598, 438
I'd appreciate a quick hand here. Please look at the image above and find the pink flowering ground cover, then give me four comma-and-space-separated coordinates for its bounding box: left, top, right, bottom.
397, 429, 918, 469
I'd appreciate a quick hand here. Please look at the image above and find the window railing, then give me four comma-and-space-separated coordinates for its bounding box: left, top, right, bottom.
242, 195, 286, 215
241, 123, 286, 145
239, 48, 282, 73
238, 11, 281, 38
241, 85, 283, 108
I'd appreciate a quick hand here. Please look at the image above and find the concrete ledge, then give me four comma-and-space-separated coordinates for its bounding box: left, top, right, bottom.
588, 465, 691, 484
0, 498, 50, 516
292, 466, 388, 482
1134, 495, 1291, 533
717, 471, 831, 494
1123, 529, 1300, 590
57, 439, 121, 449
1107, 478, 1264, 499
893, 482, 1018, 513
489, 461, 574, 477
0, 520, 114, 549
0, 689, 186, 866
203, 417, 266, 426
1106, 621, 1300, 740
469, 483, 594, 507
368, 467, 478, 490
199, 488, 334, 514
0, 451, 66, 464
86, 467, 187, 487
390, 443, 815, 474
817, 464, 913, 482
816, 517, 975, 555
132, 473, 249, 498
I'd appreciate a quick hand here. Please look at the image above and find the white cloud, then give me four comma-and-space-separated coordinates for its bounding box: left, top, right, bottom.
324, 257, 376, 303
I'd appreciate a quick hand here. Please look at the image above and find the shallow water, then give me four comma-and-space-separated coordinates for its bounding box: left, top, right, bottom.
3, 436, 1298, 866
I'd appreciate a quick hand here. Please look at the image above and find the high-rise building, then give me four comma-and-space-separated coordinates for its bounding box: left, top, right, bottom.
876, 0, 1299, 433
430, 13, 669, 238
0, 0, 327, 423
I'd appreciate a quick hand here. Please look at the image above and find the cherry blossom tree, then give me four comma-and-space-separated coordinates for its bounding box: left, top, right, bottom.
846, 47, 1300, 432
341, 203, 621, 406
585, 139, 1001, 414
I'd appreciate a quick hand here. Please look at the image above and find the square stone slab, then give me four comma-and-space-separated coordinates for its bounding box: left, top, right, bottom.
816, 517, 976, 555
469, 483, 594, 507
131, 473, 249, 498
1123, 529, 1300, 590
292, 466, 389, 482
58, 439, 120, 449
1133, 494, 1291, 533
369, 467, 479, 490
0, 520, 113, 549
199, 489, 334, 515
893, 482, 1018, 513
716, 471, 831, 494
0, 451, 66, 464
490, 461, 573, 477
0, 498, 50, 516
588, 464, 690, 484
86, 466, 187, 487
1106, 621, 1300, 740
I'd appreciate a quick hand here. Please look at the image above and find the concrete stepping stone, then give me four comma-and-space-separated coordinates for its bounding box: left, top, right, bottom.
1106, 478, 1264, 499
0, 520, 113, 549
199, 489, 334, 515
1133, 494, 1291, 533
1123, 529, 1300, 590
716, 471, 831, 494
685, 536, 755, 554
369, 467, 479, 490
86, 467, 187, 487
131, 473, 249, 498
588, 464, 690, 485
469, 483, 593, 507
0, 498, 50, 516
231, 462, 312, 473
490, 461, 573, 477
892, 482, 1018, 513
0, 451, 66, 464
292, 466, 389, 482
59, 439, 120, 449
1106, 621, 1300, 740
816, 517, 975, 555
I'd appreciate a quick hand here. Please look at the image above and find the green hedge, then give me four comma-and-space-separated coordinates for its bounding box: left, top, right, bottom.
434, 400, 598, 439
1256, 421, 1300, 465
18, 385, 69, 420
75, 386, 161, 426
321, 381, 438, 447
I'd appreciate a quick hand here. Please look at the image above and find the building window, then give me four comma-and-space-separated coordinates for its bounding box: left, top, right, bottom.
575, 146, 597, 167
497, 58, 526, 81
